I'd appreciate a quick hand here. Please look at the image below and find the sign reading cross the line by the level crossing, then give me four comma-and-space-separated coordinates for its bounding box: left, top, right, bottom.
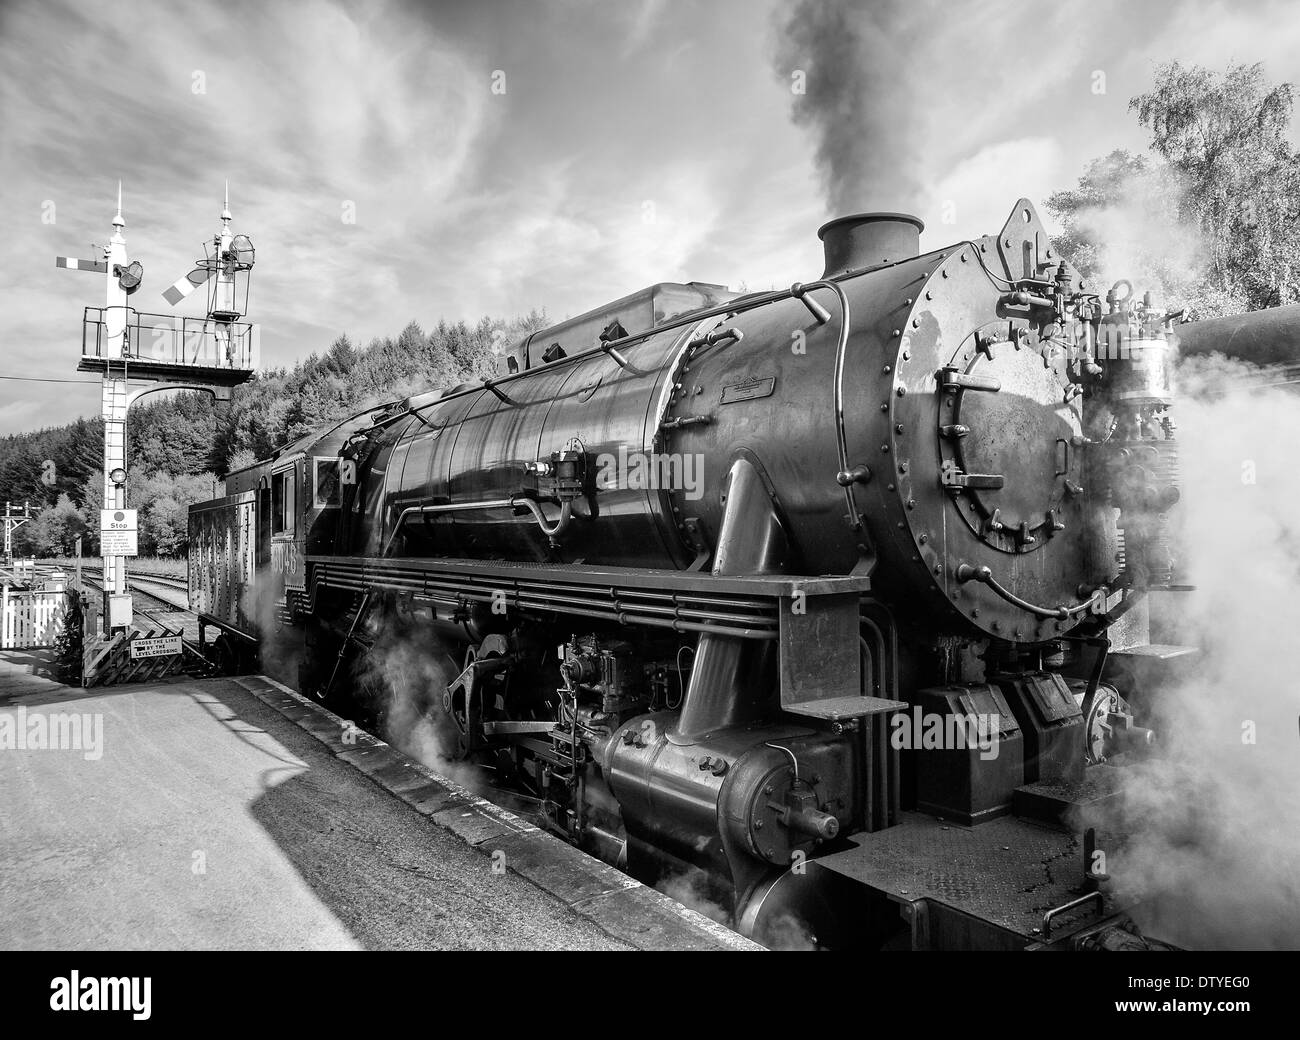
100, 509, 139, 556
130, 634, 182, 659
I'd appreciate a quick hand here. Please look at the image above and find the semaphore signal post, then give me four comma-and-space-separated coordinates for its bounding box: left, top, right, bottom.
2, 501, 32, 562
55, 184, 257, 671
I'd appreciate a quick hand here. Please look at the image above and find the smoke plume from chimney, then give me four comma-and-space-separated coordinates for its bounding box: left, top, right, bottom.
773, 0, 934, 214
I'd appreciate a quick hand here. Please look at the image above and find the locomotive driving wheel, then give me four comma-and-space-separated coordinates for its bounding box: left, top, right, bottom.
443, 633, 511, 759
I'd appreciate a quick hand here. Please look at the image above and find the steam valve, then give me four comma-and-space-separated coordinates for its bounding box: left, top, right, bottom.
530, 448, 586, 501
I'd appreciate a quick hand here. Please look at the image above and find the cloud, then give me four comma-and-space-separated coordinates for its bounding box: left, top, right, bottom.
928, 138, 1067, 244
0, 399, 47, 428
4, 0, 1300, 435
0, 0, 489, 427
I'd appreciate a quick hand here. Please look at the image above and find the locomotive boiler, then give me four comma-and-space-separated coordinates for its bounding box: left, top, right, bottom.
190, 199, 1188, 949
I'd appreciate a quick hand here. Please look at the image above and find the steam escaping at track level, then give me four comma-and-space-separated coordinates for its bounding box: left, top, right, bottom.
1099, 353, 1300, 949
349, 603, 487, 792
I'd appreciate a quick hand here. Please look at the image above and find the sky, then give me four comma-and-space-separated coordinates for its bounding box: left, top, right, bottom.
3, 0, 1300, 434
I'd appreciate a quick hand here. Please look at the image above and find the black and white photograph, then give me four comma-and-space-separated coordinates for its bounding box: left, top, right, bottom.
0, 0, 1296, 1015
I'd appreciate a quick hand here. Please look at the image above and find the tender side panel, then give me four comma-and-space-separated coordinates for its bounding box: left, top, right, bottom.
188, 492, 258, 638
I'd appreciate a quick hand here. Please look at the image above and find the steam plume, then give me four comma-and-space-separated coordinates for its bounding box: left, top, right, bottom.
1100, 352, 1300, 949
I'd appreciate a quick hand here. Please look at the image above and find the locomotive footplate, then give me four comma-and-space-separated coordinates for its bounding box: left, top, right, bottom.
303, 555, 872, 643
813, 810, 1132, 950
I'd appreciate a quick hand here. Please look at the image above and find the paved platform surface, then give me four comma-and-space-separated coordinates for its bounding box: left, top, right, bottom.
0, 650, 753, 951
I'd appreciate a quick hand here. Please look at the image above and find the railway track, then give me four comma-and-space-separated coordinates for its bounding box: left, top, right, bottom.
78, 567, 189, 611
2, 560, 193, 629
4, 561, 183, 589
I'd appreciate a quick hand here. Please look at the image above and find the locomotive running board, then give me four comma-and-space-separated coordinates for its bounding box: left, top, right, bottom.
301, 554, 877, 707
303, 555, 871, 638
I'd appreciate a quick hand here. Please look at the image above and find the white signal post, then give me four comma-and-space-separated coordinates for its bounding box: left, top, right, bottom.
56, 184, 136, 631
103, 188, 131, 629
162, 180, 255, 366
215, 180, 238, 316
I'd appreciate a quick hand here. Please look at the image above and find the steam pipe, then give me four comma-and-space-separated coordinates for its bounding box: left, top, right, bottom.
861, 599, 899, 702
955, 562, 1094, 620
512, 496, 573, 537
858, 636, 875, 697
786, 278, 865, 531
384, 496, 572, 555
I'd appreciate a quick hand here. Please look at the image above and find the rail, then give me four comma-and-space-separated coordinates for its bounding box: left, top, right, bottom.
77, 566, 190, 611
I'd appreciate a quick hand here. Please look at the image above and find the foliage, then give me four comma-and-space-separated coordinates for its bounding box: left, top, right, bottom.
0, 417, 102, 513
17, 494, 89, 557
1047, 149, 1155, 279
53, 592, 83, 685
1047, 61, 1300, 318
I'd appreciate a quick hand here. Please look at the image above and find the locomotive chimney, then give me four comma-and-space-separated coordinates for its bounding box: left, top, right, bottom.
818, 212, 924, 278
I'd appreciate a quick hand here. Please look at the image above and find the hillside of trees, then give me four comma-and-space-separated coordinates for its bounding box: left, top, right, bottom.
0, 312, 545, 558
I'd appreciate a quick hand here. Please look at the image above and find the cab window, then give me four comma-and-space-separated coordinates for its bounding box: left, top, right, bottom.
271, 468, 295, 534
314, 458, 341, 509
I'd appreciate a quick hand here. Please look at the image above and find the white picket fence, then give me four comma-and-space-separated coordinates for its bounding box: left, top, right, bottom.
1, 586, 70, 649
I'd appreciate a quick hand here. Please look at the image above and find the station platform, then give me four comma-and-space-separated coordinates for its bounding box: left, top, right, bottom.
0, 650, 756, 951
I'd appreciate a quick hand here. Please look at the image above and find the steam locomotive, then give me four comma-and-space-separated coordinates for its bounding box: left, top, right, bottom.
188, 199, 1193, 949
